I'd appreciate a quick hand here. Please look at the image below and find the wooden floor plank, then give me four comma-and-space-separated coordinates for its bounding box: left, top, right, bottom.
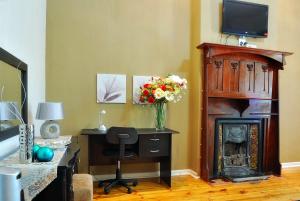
93, 167, 300, 201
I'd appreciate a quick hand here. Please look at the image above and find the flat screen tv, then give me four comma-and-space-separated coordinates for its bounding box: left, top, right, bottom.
222, 0, 269, 38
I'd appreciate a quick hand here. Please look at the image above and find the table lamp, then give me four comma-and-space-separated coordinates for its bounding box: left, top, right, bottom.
98, 109, 106, 131
0, 102, 18, 130
36, 102, 64, 139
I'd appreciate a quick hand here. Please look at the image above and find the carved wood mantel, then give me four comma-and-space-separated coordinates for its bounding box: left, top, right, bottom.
197, 43, 292, 181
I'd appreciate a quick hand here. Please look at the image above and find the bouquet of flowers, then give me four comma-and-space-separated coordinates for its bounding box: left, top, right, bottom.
138, 75, 187, 129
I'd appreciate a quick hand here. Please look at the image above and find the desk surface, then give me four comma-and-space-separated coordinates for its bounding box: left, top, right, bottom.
81, 128, 179, 135
0, 148, 66, 201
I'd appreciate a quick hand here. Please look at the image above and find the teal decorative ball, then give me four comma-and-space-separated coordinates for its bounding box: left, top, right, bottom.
36, 147, 54, 162
32, 144, 40, 159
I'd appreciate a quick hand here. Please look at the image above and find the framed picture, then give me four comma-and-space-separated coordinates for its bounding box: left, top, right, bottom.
132, 75, 152, 104
97, 74, 126, 103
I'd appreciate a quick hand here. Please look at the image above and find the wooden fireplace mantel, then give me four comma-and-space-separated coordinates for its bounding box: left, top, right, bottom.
197, 43, 293, 181
198, 43, 292, 68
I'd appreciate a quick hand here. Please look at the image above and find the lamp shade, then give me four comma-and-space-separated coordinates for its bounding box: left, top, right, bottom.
36, 102, 64, 120
0, 102, 18, 120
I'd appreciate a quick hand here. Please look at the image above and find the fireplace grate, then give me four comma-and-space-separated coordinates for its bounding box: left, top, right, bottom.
214, 118, 267, 182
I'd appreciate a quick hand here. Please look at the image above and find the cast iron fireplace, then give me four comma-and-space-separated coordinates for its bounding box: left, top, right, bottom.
214, 118, 268, 182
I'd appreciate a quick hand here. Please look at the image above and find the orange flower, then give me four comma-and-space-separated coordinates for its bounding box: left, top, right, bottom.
143, 83, 151, 88
139, 96, 145, 102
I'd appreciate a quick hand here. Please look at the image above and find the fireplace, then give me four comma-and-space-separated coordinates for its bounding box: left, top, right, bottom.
214, 119, 268, 182
198, 43, 292, 182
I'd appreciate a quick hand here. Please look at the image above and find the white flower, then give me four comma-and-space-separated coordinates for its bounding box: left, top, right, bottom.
165, 91, 174, 102
167, 75, 187, 89
154, 88, 165, 99
168, 75, 182, 84
182, 78, 188, 89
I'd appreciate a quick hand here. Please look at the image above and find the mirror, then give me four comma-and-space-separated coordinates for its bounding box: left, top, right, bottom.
0, 61, 22, 129
0, 47, 28, 141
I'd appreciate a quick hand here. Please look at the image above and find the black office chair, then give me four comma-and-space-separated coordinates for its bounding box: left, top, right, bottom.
98, 127, 138, 194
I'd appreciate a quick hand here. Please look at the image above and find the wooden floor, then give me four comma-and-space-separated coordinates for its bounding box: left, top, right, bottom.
93, 167, 300, 201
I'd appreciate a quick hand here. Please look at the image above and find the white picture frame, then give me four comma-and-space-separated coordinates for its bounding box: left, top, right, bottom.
132, 75, 152, 104
97, 74, 126, 103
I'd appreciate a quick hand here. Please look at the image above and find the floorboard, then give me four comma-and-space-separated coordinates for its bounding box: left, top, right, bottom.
93, 167, 300, 201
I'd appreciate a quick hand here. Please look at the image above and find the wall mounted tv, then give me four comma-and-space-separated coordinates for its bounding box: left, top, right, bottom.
222, 0, 269, 38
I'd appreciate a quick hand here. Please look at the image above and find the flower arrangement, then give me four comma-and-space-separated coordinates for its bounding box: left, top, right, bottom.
138, 75, 187, 130
139, 75, 187, 104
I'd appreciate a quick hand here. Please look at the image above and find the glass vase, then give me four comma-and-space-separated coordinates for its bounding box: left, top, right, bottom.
154, 102, 166, 130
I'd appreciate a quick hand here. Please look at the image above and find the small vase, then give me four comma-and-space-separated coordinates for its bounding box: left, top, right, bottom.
19, 124, 34, 163
154, 102, 166, 130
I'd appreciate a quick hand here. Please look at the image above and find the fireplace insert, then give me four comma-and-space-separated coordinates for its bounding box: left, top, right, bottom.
214, 118, 268, 182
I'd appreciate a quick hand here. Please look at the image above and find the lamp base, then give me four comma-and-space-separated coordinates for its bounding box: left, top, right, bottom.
40, 120, 60, 139
98, 124, 107, 132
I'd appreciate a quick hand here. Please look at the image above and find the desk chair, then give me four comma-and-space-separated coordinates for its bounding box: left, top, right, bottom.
99, 127, 138, 194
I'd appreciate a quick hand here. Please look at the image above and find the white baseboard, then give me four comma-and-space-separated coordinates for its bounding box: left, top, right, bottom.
171, 169, 200, 179
93, 169, 199, 181
282, 162, 300, 168
92, 163, 300, 181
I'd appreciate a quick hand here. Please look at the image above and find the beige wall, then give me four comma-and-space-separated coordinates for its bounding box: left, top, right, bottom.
46, 0, 192, 173
46, 0, 300, 175
189, 0, 201, 173
277, 1, 300, 162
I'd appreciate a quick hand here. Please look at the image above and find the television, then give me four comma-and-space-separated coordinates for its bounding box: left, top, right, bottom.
222, 0, 269, 38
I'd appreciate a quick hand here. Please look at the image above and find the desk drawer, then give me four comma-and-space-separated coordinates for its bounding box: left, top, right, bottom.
139, 134, 169, 157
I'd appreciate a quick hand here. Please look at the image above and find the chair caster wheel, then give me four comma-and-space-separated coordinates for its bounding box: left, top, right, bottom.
98, 181, 104, 187
104, 188, 110, 194
132, 181, 138, 186
127, 188, 132, 194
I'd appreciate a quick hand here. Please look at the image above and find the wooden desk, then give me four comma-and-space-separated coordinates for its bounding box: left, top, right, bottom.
81, 128, 178, 187
33, 141, 80, 201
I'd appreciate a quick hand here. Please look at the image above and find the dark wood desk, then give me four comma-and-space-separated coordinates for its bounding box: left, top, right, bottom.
33, 140, 80, 201
81, 128, 178, 187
